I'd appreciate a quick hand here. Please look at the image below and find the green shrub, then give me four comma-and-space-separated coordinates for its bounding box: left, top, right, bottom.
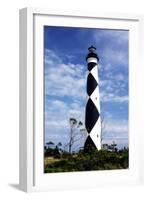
45, 148, 129, 173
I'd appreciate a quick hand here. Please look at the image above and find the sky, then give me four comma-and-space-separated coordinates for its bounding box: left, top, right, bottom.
44, 26, 129, 150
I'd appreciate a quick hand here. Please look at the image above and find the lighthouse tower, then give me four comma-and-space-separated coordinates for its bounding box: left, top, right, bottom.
84, 46, 101, 151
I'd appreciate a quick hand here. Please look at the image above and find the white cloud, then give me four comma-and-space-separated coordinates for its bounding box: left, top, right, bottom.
100, 92, 128, 103
45, 49, 62, 66
44, 49, 87, 145
102, 119, 128, 148
45, 49, 86, 100
45, 48, 128, 104
94, 30, 128, 45
115, 73, 125, 81
45, 98, 85, 145
44, 48, 128, 148
105, 120, 128, 134
102, 47, 128, 67
94, 29, 128, 70
99, 71, 128, 103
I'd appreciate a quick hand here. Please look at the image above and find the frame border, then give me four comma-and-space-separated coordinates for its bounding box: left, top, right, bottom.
19, 7, 144, 192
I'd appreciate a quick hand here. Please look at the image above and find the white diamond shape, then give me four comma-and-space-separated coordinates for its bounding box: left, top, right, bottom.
90, 65, 99, 83
90, 118, 101, 150
90, 86, 101, 112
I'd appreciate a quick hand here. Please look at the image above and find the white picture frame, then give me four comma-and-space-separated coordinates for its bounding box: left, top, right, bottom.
19, 7, 144, 192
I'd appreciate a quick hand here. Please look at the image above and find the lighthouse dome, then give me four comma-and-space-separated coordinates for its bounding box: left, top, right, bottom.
86, 46, 99, 61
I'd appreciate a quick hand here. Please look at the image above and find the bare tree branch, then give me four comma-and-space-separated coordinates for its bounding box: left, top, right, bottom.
65, 118, 86, 153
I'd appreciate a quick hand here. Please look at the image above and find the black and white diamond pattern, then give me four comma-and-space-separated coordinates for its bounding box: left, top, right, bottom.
85, 98, 99, 133
84, 53, 101, 151
87, 73, 98, 96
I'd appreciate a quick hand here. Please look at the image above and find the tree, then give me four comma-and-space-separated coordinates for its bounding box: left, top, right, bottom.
46, 141, 55, 148
65, 118, 86, 153
109, 141, 117, 152
57, 142, 62, 147
56, 142, 63, 153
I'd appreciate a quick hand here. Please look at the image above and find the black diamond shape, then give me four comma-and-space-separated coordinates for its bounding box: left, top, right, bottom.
85, 98, 99, 133
87, 73, 98, 96
88, 62, 97, 71
84, 135, 97, 152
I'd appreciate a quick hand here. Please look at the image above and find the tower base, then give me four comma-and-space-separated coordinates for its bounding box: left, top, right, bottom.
84, 135, 97, 153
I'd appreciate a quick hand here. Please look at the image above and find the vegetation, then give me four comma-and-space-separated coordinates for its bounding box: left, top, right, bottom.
44, 117, 128, 173
64, 118, 86, 153
44, 145, 128, 173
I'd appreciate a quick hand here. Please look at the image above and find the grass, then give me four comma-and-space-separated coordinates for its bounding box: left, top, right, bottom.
44, 149, 129, 173
44, 156, 60, 166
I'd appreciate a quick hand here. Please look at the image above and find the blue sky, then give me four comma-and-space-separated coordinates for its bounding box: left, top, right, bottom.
44, 26, 129, 150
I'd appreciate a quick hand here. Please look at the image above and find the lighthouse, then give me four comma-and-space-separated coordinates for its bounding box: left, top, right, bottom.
84, 46, 101, 151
